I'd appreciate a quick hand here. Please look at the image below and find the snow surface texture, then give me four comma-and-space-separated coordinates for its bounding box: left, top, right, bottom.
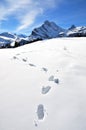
0, 38, 86, 130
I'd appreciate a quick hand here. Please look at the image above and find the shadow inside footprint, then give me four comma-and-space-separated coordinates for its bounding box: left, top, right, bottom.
34, 120, 38, 127
22, 58, 27, 62
48, 75, 54, 81
16, 53, 20, 56
42, 67, 48, 72
54, 78, 59, 84
13, 56, 18, 60
37, 104, 44, 120
64, 46, 67, 50
48, 75, 59, 84
29, 63, 36, 67
42, 86, 51, 94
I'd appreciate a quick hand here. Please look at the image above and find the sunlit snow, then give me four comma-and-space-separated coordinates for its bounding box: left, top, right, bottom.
0, 37, 86, 130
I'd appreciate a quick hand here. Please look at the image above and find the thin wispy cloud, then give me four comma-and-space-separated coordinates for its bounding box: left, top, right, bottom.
0, 0, 31, 18
17, 9, 43, 31
0, 0, 62, 32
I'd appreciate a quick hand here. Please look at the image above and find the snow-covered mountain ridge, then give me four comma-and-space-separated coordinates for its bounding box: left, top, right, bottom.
0, 21, 86, 48
0, 37, 86, 130
28, 21, 86, 39
0, 32, 27, 48
66, 25, 86, 37
29, 20, 65, 39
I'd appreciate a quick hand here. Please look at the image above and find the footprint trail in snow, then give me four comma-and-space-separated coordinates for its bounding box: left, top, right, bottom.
12, 52, 60, 126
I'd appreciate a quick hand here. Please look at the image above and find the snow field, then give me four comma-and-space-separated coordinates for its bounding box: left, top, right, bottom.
0, 37, 86, 130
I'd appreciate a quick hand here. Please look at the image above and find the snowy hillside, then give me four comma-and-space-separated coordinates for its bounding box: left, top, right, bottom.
0, 38, 86, 130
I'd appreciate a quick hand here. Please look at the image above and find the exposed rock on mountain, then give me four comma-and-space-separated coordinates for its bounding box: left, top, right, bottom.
29, 20, 65, 40
0, 21, 86, 48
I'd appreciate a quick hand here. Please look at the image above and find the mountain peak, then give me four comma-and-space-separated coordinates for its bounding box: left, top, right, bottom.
44, 20, 50, 25
30, 20, 65, 39
69, 25, 76, 30
0, 32, 16, 39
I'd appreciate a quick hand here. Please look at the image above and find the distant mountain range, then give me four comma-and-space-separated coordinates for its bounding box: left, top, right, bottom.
0, 20, 86, 48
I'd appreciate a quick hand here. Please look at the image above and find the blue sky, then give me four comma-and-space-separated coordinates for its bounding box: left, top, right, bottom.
0, 0, 86, 34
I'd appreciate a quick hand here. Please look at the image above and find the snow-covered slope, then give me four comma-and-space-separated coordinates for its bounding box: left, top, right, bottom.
0, 38, 86, 130
29, 20, 65, 40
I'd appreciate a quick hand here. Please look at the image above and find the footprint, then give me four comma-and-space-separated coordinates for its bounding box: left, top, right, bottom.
48, 75, 59, 84
22, 58, 27, 62
29, 63, 36, 67
64, 46, 67, 50
48, 75, 54, 81
13, 56, 18, 60
42, 67, 48, 72
34, 120, 38, 127
37, 104, 44, 120
54, 78, 59, 84
56, 70, 59, 72
16, 53, 20, 56
42, 86, 51, 94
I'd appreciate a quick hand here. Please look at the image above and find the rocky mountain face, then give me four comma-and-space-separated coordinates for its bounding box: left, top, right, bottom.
28, 22, 86, 40
0, 21, 86, 48
29, 20, 65, 40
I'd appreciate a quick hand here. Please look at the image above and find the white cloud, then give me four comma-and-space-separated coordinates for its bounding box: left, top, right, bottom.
0, 0, 31, 20
0, 0, 63, 32
17, 9, 43, 31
